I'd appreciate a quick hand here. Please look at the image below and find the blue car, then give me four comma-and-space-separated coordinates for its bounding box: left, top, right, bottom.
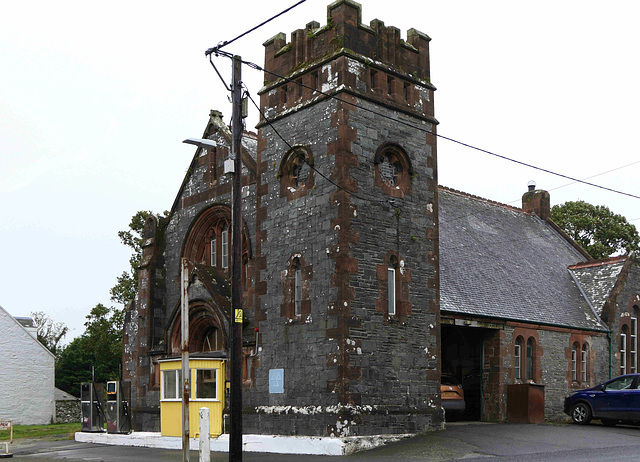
564, 374, 640, 426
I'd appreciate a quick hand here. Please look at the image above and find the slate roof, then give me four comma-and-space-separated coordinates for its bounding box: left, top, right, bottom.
439, 187, 607, 331
14, 316, 35, 328
55, 387, 79, 401
569, 258, 626, 316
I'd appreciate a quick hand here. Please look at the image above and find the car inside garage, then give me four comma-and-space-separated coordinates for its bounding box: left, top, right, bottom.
441, 324, 492, 420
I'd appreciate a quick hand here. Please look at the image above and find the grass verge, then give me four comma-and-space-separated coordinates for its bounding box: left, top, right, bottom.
0, 422, 81, 440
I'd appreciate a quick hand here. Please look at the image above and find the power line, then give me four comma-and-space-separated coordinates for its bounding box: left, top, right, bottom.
208, 54, 231, 92
547, 160, 640, 193
242, 85, 390, 206
223, 53, 640, 202
205, 0, 308, 56
204, 53, 640, 260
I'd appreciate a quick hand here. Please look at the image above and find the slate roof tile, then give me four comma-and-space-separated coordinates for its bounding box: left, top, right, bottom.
569, 259, 626, 316
439, 187, 607, 331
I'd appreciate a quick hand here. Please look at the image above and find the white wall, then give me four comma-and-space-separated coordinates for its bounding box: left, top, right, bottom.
0, 306, 55, 425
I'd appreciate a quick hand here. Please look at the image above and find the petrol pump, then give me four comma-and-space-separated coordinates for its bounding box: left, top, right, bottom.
105, 381, 131, 434
80, 382, 105, 432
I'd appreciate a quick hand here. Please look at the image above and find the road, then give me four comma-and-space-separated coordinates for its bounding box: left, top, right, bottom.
7, 421, 640, 461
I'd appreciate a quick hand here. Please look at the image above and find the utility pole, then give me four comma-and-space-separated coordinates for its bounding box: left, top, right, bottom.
229, 54, 244, 462
181, 258, 190, 462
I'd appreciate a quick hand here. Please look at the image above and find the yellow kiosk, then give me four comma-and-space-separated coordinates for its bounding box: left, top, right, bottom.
159, 355, 225, 437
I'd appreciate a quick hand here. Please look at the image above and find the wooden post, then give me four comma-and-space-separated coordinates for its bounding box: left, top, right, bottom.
229, 54, 244, 462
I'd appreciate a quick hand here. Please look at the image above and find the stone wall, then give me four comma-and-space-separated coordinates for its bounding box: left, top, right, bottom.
124, 0, 442, 435
55, 400, 81, 423
497, 325, 609, 422
246, 59, 440, 437
609, 259, 640, 375
246, 97, 341, 436
346, 98, 440, 432
539, 329, 608, 421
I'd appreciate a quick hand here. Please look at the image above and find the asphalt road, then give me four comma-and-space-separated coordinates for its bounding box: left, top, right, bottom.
7, 421, 640, 461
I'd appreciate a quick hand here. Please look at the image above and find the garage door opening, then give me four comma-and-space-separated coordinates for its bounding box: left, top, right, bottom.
441, 324, 493, 421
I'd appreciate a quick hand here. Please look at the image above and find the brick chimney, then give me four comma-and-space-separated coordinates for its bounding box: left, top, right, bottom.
522, 181, 550, 220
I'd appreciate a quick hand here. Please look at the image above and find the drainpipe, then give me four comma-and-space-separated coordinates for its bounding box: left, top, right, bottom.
608, 332, 613, 380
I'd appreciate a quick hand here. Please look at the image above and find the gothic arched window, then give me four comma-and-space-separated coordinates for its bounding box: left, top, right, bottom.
182, 205, 252, 292
571, 342, 579, 381
581, 343, 588, 382
526, 337, 535, 381
515, 336, 523, 380
203, 220, 230, 269
281, 254, 312, 319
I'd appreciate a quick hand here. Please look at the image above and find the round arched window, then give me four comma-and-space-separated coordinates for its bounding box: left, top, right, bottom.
279, 145, 314, 199
374, 143, 412, 197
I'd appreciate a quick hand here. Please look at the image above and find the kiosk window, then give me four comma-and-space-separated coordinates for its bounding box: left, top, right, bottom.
195, 369, 217, 399
162, 370, 183, 400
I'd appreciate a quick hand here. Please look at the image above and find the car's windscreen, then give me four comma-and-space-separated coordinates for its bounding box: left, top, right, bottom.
441, 376, 459, 386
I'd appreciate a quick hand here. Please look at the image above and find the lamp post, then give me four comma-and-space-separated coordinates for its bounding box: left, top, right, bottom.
180, 257, 190, 462
182, 55, 244, 460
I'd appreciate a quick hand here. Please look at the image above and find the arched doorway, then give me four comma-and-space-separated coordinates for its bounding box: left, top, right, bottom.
167, 300, 229, 355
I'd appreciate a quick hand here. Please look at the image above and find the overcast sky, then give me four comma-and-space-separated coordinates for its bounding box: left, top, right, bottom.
2, 0, 639, 342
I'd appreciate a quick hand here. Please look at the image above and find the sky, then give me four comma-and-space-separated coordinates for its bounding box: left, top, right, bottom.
2, 0, 639, 343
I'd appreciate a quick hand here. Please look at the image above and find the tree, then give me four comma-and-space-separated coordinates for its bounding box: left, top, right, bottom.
550, 200, 640, 259
55, 304, 123, 395
31, 311, 68, 355
56, 211, 168, 394
110, 210, 168, 307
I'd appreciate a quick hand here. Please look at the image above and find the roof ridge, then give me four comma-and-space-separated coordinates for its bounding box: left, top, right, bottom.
569, 255, 627, 270
438, 185, 524, 214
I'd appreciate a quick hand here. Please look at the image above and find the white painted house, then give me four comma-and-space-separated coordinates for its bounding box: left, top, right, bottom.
0, 305, 55, 424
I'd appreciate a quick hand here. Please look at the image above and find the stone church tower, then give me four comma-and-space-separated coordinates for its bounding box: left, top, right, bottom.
248, 0, 440, 435
123, 0, 441, 436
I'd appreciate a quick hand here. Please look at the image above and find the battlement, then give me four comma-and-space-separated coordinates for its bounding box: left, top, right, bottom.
259, 0, 435, 125
263, 0, 431, 84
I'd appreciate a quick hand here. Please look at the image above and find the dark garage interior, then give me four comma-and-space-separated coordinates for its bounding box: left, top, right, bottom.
441, 324, 490, 420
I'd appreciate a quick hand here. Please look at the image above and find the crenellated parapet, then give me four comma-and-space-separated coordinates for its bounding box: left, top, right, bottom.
259, 0, 435, 125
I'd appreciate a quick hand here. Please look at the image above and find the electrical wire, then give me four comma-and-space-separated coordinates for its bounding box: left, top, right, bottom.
207, 50, 640, 252
242, 85, 391, 205
208, 54, 231, 92
547, 160, 640, 193
205, 0, 308, 56
227, 53, 640, 202
205, 52, 639, 258
442, 159, 640, 226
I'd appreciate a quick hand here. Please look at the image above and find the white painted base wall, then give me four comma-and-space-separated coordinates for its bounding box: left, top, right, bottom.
75, 431, 411, 456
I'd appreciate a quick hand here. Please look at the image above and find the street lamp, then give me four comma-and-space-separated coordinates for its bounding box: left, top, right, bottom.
183, 125, 243, 462
183, 138, 219, 149
178, 137, 225, 462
